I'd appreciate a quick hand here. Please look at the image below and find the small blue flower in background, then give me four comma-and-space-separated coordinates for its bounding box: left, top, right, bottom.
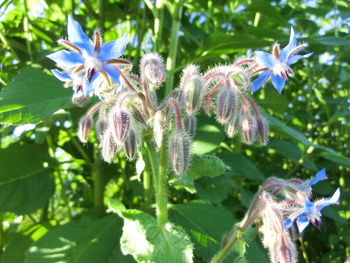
47, 16, 129, 96
251, 27, 312, 94
284, 187, 340, 233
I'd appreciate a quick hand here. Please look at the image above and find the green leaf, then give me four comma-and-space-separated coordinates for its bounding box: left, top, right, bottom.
0, 144, 55, 214
25, 215, 132, 263
269, 139, 302, 163
316, 37, 350, 46
1, 233, 32, 263
109, 206, 193, 263
170, 200, 235, 260
0, 67, 73, 124
195, 174, 234, 204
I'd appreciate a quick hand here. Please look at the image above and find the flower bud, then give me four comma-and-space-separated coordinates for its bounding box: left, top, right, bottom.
183, 114, 197, 138
180, 65, 204, 114
153, 111, 167, 148
109, 108, 130, 143
256, 116, 269, 145
216, 88, 237, 124
72, 90, 89, 107
226, 115, 238, 138
78, 115, 92, 143
169, 131, 191, 176
227, 69, 250, 90
140, 52, 166, 86
101, 129, 120, 163
240, 110, 256, 145
95, 118, 107, 141
132, 105, 147, 127
124, 129, 137, 160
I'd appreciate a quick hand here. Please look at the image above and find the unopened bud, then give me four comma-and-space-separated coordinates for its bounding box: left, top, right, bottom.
183, 115, 197, 138
240, 110, 256, 145
228, 69, 250, 90
141, 52, 166, 86
101, 129, 120, 163
180, 65, 204, 114
169, 131, 191, 176
226, 115, 238, 138
124, 129, 137, 160
132, 106, 147, 127
95, 118, 107, 141
109, 108, 130, 142
78, 115, 92, 143
153, 111, 167, 148
72, 90, 89, 107
256, 116, 269, 145
216, 88, 237, 124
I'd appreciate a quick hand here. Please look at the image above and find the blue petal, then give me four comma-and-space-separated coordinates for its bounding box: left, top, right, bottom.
83, 72, 100, 96
288, 53, 313, 65
280, 27, 298, 62
67, 16, 91, 44
270, 74, 286, 94
308, 168, 327, 186
255, 51, 276, 68
251, 71, 270, 93
99, 34, 128, 61
296, 215, 310, 233
47, 50, 84, 69
51, 69, 72, 82
303, 199, 314, 214
317, 188, 340, 211
103, 65, 121, 84
284, 218, 294, 229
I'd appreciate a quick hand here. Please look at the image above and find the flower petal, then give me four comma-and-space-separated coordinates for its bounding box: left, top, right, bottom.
284, 218, 294, 229
67, 16, 91, 44
83, 72, 100, 97
287, 53, 313, 65
280, 27, 298, 62
51, 69, 72, 82
317, 188, 340, 211
47, 50, 84, 69
99, 34, 128, 61
103, 64, 121, 84
251, 71, 270, 93
255, 51, 276, 68
270, 74, 286, 94
308, 168, 327, 186
296, 215, 310, 233
303, 199, 314, 214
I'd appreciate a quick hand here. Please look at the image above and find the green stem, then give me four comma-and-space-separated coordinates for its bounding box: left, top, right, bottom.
142, 148, 153, 210
93, 156, 105, 215
145, 141, 168, 227
0, 214, 3, 256
154, 0, 164, 51
165, 0, 183, 95
211, 228, 240, 263
23, 0, 33, 61
299, 238, 310, 263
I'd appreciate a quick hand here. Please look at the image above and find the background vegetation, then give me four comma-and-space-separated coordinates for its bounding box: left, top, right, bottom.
0, 0, 349, 262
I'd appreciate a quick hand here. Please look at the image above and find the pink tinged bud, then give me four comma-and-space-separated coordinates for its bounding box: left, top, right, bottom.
183, 77, 204, 114
226, 115, 238, 138
132, 106, 147, 127
240, 111, 256, 145
169, 131, 191, 176
72, 91, 89, 107
109, 109, 130, 142
228, 70, 251, 90
216, 88, 237, 124
124, 129, 137, 160
183, 114, 197, 138
78, 115, 92, 143
140, 52, 166, 86
256, 116, 269, 145
153, 111, 167, 148
101, 129, 120, 163
95, 118, 107, 141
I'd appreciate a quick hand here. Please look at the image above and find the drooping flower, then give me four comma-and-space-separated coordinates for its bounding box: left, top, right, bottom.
47, 16, 129, 96
284, 187, 340, 233
251, 27, 312, 94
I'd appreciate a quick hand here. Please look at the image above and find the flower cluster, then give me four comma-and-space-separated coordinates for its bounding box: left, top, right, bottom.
240, 169, 340, 263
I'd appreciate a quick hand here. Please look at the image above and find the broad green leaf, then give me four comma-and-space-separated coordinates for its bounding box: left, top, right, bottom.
25, 215, 132, 263
0, 144, 55, 214
1, 233, 32, 263
0, 67, 73, 124
109, 204, 193, 263
170, 200, 235, 260
316, 37, 350, 46
269, 139, 302, 163
195, 174, 234, 204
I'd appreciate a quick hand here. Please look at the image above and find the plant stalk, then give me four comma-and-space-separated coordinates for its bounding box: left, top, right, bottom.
93, 156, 105, 215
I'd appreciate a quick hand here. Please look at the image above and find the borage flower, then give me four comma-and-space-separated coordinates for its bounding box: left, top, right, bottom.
284, 187, 340, 233
47, 16, 130, 96
252, 27, 312, 94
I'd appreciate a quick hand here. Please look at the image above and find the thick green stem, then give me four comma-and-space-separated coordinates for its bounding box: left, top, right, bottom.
23, 0, 33, 61
211, 228, 239, 263
154, 0, 164, 51
146, 141, 168, 227
165, 0, 183, 95
93, 156, 105, 215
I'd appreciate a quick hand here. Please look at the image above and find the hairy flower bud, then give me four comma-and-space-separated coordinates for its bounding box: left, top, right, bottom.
226, 115, 239, 138
78, 115, 92, 143
72, 91, 89, 107
153, 111, 167, 148
180, 65, 204, 114
109, 108, 130, 143
256, 116, 269, 145
169, 131, 191, 176
101, 129, 120, 163
227, 69, 251, 90
183, 114, 197, 138
132, 105, 147, 127
96, 118, 107, 141
124, 129, 137, 160
216, 88, 237, 124
140, 52, 166, 86
240, 110, 256, 145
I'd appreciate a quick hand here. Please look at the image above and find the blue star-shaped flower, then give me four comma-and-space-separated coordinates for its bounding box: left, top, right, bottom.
47, 16, 128, 96
251, 27, 312, 94
284, 187, 340, 233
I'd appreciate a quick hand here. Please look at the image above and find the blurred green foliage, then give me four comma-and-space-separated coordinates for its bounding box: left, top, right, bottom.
0, 0, 349, 262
